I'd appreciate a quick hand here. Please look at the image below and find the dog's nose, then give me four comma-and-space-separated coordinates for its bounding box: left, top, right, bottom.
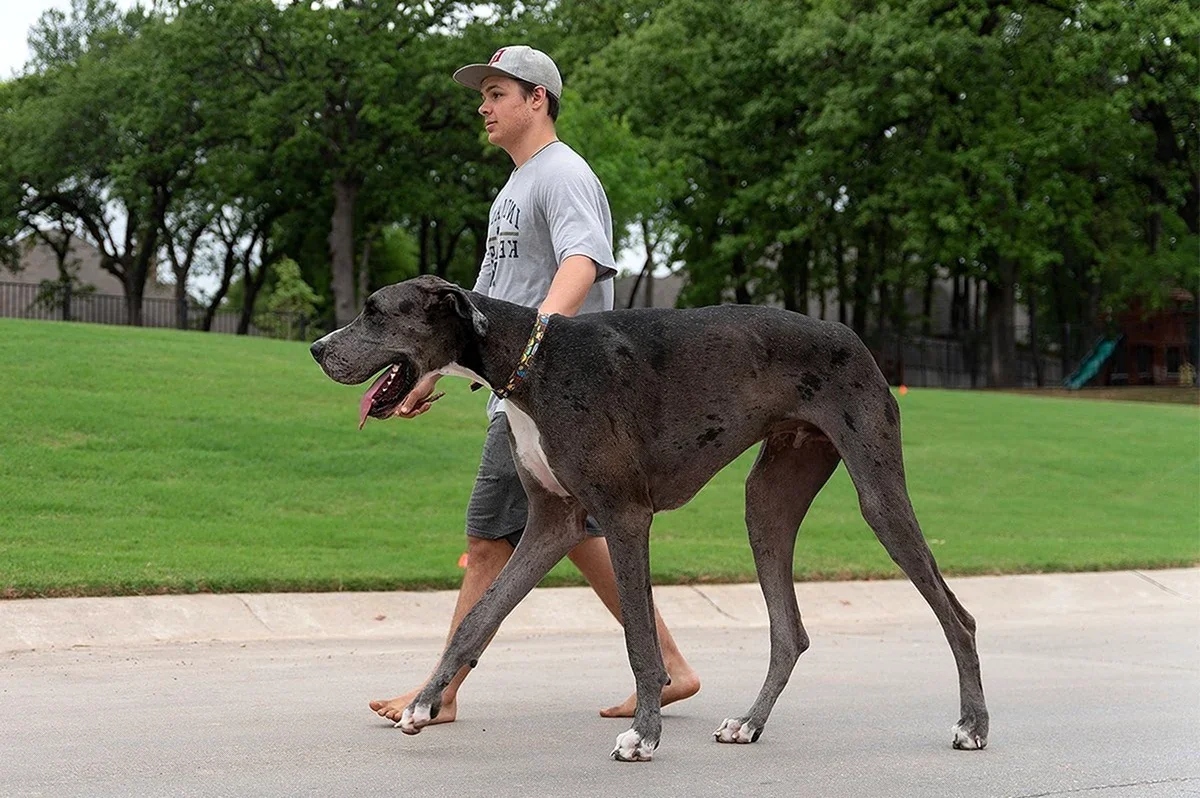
310, 338, 326, 363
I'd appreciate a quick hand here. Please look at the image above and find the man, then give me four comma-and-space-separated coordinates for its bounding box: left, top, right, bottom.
369, 45, 700, 726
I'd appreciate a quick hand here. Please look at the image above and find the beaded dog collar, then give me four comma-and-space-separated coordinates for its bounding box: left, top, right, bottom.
493, 313, 551, 399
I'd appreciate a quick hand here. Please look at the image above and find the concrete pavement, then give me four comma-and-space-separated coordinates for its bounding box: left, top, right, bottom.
3, 568, 1196, 653
1, 569, 1198, 797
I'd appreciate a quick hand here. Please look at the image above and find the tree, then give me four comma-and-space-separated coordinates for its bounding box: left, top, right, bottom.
5, 3, 230, 325
256, 0, 471, 327
254, 256, 320, 340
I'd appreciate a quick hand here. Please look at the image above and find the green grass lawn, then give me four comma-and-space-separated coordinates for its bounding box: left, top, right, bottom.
1, 317, 1197, 597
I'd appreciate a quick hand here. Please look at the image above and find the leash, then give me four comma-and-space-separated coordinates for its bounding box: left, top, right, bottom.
491, 312, 551, 399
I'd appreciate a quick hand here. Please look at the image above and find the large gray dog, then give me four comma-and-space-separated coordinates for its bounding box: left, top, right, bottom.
310, 274, 988, 762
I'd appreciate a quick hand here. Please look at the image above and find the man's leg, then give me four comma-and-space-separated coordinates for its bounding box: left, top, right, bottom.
371, 411, 527, 724
566, 536, 701, 717
369, 535, 514, 723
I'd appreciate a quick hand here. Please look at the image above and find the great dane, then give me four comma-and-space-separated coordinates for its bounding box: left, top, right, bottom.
309, 274, 989, 761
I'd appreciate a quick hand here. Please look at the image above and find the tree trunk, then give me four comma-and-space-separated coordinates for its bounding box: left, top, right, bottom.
202, 233, 243, 332
1027, 287, 1043, 386
34, 225, 76, 320
417, 215, 430, 275
473, 222, 487, 271
126, 187, 168, 327
851, 231, 871, 336
123, 265, 144, 327
973, 277, 983, 333
778, 239, 810, 313
732, 252, 751, 304
922, 271, 935, 336
985, 258, 1017, 387
238, 246, 272, 336
835, 234, 847, 326
797, 239, 811, 314
357, 234, 372, 307
435, 227, 465, 278
329, 177, 360, 327
950, 273, 962, 335
626, 260, 649, 309
624, 221, 658, 309
174, 279, 189, 331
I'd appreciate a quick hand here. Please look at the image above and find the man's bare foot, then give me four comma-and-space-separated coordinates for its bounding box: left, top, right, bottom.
369, 690, 457, 726
599, 669, 701, 717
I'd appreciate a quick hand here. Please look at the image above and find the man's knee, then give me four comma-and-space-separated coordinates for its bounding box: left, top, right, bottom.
466, 535, 514, 570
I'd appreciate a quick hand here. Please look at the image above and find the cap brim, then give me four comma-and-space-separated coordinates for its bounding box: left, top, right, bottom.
453, 64, 512, 92
452, 64, 561, 99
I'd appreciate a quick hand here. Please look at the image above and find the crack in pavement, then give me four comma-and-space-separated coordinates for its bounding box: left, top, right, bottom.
689, 585, 740, 621
1133, 570, 1190, 599
1008, 776, 1200, 798
234, 595, 274, 632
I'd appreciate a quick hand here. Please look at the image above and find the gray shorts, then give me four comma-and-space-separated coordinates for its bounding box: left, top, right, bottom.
466, 412, 602, 546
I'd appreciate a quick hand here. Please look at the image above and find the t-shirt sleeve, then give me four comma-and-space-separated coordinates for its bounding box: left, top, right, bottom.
539, 171, 618, 283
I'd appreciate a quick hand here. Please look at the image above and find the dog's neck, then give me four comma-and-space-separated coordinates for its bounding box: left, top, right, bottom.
458, 294, 541, 394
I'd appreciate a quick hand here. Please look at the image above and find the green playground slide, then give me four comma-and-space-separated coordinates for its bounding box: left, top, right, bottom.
1064, 335, 1122, 390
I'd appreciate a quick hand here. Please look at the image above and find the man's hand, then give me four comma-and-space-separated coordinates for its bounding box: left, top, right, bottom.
394, 373, 444, 418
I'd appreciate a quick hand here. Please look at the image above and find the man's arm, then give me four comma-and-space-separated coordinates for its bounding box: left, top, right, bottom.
539, 255, 599, 317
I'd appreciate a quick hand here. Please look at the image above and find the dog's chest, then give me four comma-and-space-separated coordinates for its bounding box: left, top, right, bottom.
504, 405, 570, 497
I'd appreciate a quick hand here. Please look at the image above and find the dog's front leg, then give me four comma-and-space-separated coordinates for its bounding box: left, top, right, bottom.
598, 506, 665, 762
397, 490, 587, 735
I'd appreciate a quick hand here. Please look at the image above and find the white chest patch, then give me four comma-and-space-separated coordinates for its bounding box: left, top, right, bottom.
504, 404, 570, 497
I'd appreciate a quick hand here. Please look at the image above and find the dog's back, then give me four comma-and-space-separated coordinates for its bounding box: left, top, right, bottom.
528, 305, 890, 511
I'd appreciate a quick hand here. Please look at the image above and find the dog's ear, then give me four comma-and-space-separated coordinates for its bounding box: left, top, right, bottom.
438, 285, 489, 338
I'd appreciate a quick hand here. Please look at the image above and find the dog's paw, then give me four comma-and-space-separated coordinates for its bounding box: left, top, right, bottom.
713, 717, 761, 744
611, 729, 657, 762
396, 703, 433, 735
951, 721, 987, 750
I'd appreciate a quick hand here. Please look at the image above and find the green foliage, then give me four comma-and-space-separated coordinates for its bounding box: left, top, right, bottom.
555, 88, 663, 252
0, 0, 1194, 375
254, 257, 320, 340
576, 0, 1196, 375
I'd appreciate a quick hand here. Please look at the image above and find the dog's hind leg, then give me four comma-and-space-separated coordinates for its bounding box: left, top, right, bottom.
398, 490, 587, 735
714, 428, 841, 745
831, 391, 989, 750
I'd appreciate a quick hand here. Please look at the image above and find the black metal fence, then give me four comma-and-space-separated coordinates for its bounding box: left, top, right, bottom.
853, 326, 1096, 389
0, 280, 1119, 387
0, 281, 312, 340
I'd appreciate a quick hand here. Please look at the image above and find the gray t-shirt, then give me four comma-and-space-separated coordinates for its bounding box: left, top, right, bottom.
472, 141, 617, 415
473, 141, 617, 312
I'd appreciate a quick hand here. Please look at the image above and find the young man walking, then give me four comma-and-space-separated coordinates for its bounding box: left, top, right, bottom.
369, 45, 699, 725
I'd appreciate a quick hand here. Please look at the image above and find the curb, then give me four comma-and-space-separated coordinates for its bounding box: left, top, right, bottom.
1, 568, 1194, 653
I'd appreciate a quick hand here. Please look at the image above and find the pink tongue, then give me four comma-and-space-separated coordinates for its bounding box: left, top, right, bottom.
358, 369, 393, 430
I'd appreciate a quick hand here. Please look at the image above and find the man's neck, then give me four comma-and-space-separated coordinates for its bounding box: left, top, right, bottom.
506, 126, 559, 168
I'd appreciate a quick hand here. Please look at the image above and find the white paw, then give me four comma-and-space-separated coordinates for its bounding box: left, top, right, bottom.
396, 703, 432, 735
713, 717, 759, 744
951, 723, 986, 750
611, 728, 656, 762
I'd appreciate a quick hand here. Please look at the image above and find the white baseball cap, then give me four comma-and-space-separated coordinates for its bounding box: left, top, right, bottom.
452, 45, 563, 100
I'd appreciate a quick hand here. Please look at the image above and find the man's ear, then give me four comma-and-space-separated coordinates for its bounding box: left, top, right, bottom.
439, 285, 489, 338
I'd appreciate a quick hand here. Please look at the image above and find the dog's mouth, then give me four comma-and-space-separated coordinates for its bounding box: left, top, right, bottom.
358, 359, 417, 429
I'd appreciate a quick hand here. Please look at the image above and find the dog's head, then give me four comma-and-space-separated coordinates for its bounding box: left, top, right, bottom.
309, 275, 487, 420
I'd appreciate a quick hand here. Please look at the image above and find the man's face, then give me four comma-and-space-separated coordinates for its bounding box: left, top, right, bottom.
477, 75, 538, 149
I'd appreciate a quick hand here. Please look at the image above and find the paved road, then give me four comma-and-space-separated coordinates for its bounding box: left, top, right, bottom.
1, 569, 1197, 798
